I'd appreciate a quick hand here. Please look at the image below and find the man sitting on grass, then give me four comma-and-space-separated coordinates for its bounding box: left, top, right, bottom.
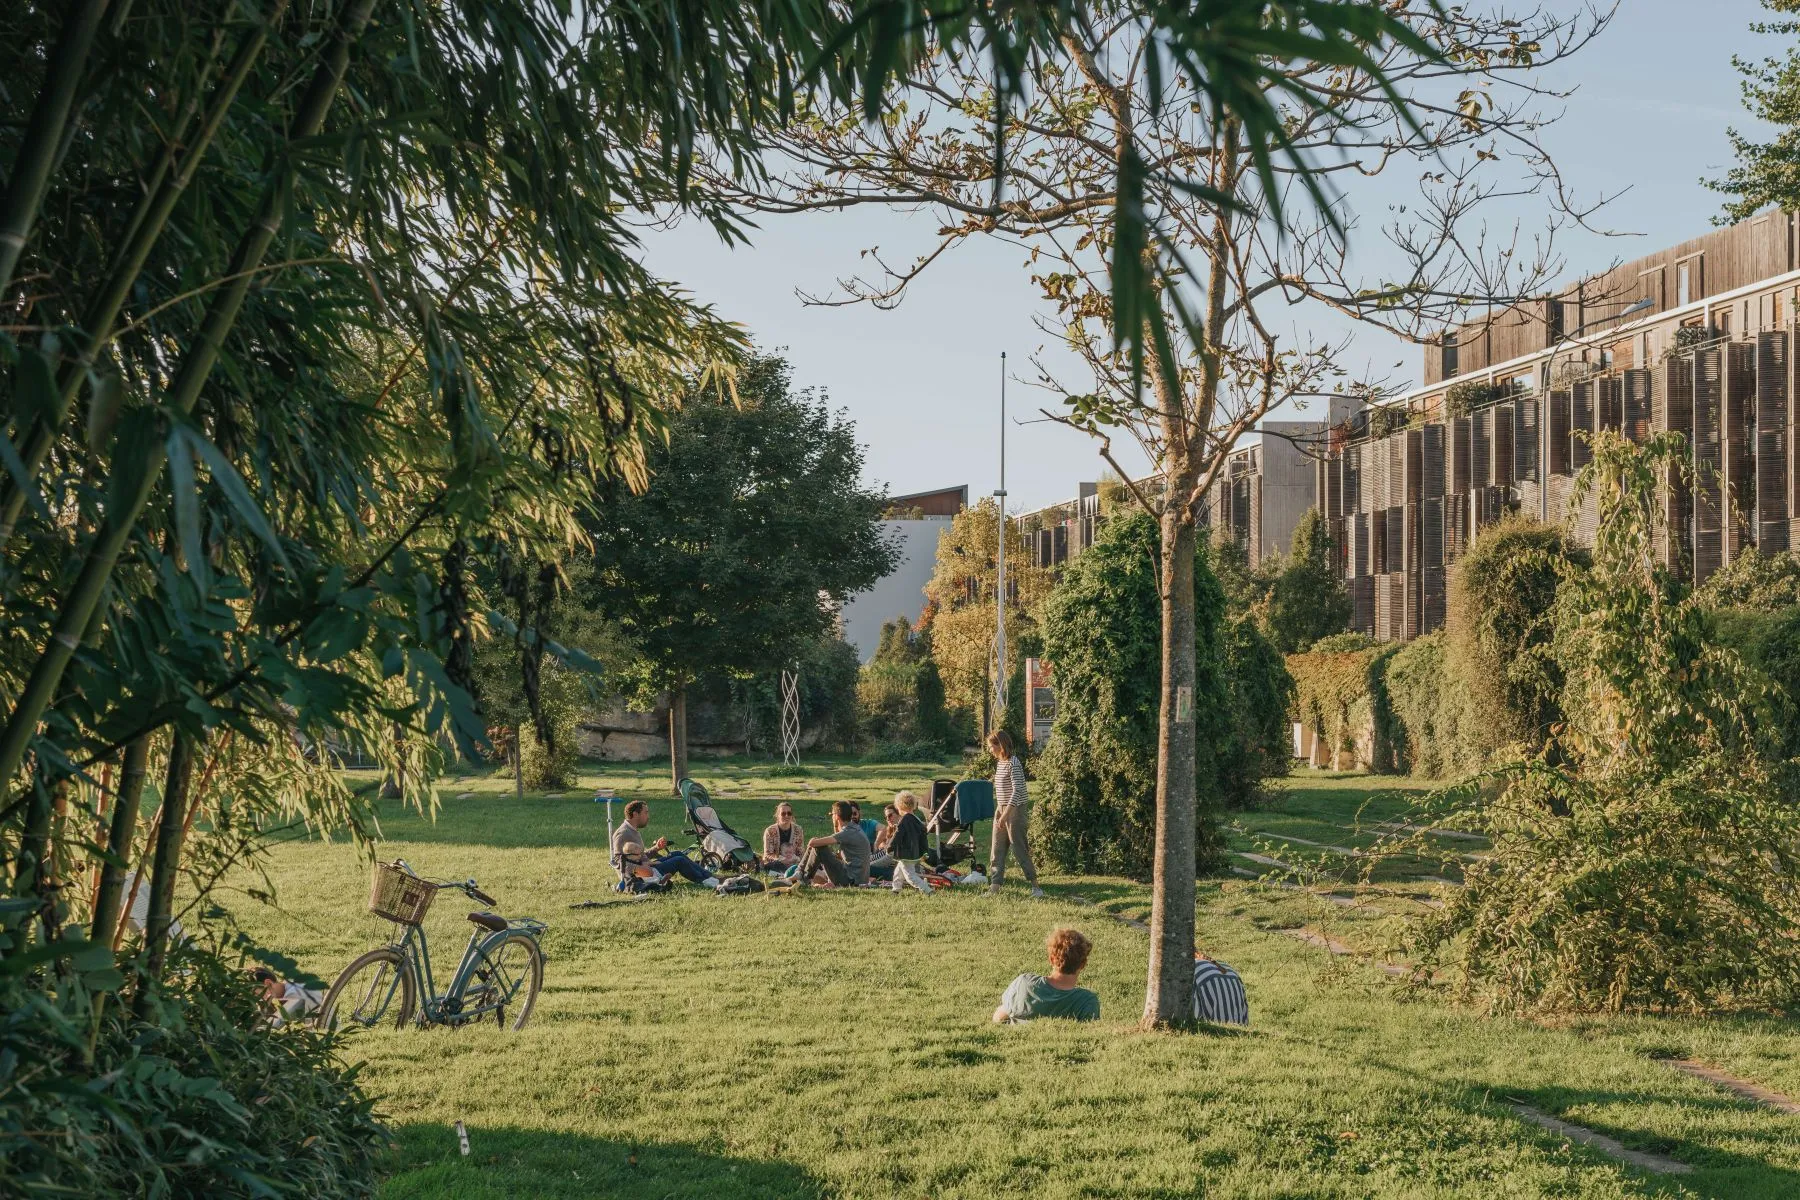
795, 800, 871, 887
611, 800, 719, 889
993, 927, 1100, 1022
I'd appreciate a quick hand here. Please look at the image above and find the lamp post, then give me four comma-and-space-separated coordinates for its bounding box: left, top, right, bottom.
993, 351, 1008, 737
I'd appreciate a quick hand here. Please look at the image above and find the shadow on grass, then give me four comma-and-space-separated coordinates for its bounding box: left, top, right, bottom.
1469, 1083, 1800, 1199
380, 1123, 828, 1200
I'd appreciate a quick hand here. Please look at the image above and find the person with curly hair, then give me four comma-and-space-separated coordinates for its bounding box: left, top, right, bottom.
993, 927, 1099, 1022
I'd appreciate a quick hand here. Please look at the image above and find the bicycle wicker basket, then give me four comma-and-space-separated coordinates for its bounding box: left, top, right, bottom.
369, 861, 437, 925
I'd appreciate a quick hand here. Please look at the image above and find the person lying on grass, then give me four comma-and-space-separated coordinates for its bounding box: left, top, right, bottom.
795, 800, 871, 887
887, 792, 932, 896
762, 803, 805, 869
611, 800, 719, 889
993, 927, 1099, 1023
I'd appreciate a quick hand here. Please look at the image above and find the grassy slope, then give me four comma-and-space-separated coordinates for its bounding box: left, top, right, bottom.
215, 759, 1800, 1199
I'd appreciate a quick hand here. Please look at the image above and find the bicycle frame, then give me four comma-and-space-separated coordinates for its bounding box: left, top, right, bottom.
384, 914, 546, 1027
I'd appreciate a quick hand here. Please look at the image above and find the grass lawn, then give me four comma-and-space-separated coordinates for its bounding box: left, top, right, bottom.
215, 759, 1800, 1198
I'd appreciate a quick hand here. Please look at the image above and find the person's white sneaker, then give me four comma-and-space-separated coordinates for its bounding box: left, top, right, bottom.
986, 883, 1001, 896
1030, 886, 1047, 899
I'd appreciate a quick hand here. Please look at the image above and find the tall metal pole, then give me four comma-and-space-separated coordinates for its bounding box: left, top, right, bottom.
994, 352, 1008, 735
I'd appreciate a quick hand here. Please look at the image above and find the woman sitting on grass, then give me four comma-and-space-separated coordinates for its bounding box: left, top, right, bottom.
762, 803, 805, 869
993, 928, 1099, 1023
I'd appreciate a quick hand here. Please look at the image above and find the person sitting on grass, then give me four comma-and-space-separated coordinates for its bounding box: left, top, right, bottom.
795, 800, 871, 888
993, 927, 1099, 1023
868, 802, 902, 881
1192, 950, 1250, 1026
851, 800, 881, 846
761, 803, 805, 869
611, 800, 719, 889
887, 792, 932, 896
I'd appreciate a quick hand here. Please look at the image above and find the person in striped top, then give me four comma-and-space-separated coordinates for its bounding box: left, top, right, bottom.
986, 729, 1044, 898
1192, 952, 1249, 1026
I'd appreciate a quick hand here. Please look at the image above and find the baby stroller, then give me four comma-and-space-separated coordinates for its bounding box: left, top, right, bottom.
924, 778, 992, 869
679, 779, 760, 874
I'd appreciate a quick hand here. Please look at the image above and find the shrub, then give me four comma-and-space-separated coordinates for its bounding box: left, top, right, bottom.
1443, 380, 1495, 419
1032, 511, 1232, 879
1445, 516, 1580, 762
856, 619, 954, 753
1694, 547, 1800, 611
1219, 614, 1295, 805
1381, 632, 1460, 779
1405, 434, 1800, 1013
0, 935, 384, 1196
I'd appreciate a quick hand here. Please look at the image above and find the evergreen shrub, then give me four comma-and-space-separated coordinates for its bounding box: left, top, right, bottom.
1032, 512, 1243, 879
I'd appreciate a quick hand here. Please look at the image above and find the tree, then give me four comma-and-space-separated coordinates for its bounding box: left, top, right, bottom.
708, 3, 1610, 1024
472, 558, 629, 793
584, 353, 897, 786
1264, 508, 1352, 653
1713, 0, 1800, 218
1033, 510, 1230, 879
920, 498, 1054, 736
858, 617, 954, 751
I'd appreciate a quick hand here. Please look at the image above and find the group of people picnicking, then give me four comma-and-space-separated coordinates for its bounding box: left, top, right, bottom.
605, 726, 1250, 1026
610, 729, 1043, 896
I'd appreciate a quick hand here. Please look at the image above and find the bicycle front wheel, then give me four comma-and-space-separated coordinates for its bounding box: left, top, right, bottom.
456, 933, 543, 1031
320, 947, 416, 1032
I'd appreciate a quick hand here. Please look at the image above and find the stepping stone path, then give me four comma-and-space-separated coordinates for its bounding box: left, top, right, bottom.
1507, 1104, 1692, 1175
1388, 823, 1487, 842
1281, 927, 1408, 977
1662, 1059, 1800, 1115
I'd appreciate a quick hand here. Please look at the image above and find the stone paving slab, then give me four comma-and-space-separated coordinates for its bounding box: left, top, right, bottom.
1507, 1104, 1692, 1175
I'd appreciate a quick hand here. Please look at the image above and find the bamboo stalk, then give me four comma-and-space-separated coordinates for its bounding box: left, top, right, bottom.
0, 2, 289, 548
137, 734, 194, 1000
90, 736, 148, 947
0, 0, 111, 299
0, 0, 378, 794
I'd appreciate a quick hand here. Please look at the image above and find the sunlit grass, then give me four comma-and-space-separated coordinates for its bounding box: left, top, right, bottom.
216, 761, 1800, 1198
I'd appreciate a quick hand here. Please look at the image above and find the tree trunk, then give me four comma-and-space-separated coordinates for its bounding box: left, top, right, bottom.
90, 736, 149, 947
1143, 507, 1199, 1027
514, 734, 524, 800
139, 735, 195, 998
668, 687, 689, 791
0, 0, 379, 793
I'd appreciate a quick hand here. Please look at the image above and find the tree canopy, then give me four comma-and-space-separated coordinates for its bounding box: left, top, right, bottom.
584, 353, 895, 776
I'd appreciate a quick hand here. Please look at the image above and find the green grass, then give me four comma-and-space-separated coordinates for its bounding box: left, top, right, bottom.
215, 759, 1800, 1198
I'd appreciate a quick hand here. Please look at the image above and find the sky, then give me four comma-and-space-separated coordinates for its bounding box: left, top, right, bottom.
639, 0, 1789, 513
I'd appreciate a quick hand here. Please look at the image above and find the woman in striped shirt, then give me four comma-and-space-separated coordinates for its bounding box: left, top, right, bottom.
987, 729, 1045, 898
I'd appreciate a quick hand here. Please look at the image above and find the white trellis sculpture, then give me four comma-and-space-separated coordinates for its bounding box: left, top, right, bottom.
780, 669, 802, 766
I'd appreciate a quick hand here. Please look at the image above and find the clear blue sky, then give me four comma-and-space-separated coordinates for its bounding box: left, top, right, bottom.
640, 0, 1785, 512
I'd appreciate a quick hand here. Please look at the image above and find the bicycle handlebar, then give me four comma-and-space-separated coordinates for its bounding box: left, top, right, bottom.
469, 884, 497, 906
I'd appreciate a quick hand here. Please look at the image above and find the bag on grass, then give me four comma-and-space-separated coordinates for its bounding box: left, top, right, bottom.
715, 875, 765, 897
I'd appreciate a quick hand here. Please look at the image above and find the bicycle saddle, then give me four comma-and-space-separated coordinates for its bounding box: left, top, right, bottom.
466, 911, 509, 933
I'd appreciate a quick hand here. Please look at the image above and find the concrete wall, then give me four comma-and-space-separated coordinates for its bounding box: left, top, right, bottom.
839, 517, 951, 662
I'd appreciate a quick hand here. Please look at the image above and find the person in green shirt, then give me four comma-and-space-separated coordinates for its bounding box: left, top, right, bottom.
993, 927, 1100, 1023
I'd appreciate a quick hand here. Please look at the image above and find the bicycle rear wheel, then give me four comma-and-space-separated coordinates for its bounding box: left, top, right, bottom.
320, 947, 416, 1031
457, 933, 543, 1031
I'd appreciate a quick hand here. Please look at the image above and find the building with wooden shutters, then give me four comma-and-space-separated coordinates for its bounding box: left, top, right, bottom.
1324, 209, 1800, 642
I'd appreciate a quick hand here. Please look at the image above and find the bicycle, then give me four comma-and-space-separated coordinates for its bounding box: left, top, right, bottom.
319, 859, 546, 1032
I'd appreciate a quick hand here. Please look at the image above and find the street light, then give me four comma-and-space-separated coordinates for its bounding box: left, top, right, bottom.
993, 351, 1008, 737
